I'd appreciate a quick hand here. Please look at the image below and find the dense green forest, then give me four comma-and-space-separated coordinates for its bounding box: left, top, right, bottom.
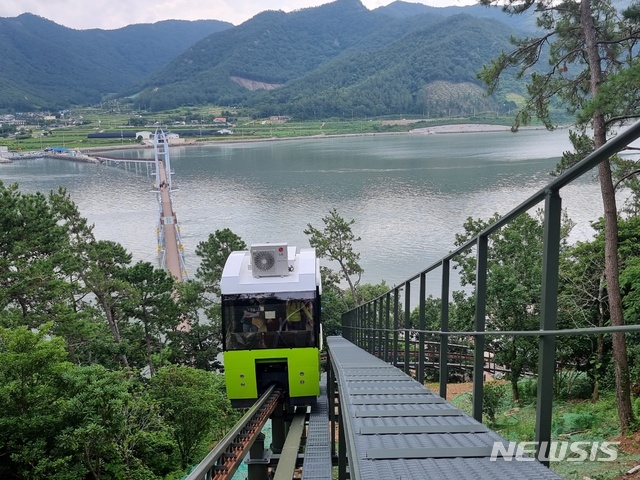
131, 0, 529, 117
0, 182, 391, 478
0, 14, 231, 110
0, 183, 237, 478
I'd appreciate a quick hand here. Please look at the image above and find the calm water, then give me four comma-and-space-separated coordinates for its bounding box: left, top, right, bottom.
0, 129, 628, 290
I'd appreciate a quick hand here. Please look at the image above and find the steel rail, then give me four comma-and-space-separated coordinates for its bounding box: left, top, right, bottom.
185, 384, 282, 480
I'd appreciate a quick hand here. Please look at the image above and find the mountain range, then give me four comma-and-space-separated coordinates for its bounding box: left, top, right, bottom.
1, 0, 537, 117
0, 14, 231, 111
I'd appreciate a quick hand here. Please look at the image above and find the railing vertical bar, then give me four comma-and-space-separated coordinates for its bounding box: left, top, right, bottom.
351, 309, 356, 347
359, 304, 364, 351
364, 303, 368, 350
536, 191, 561, 466
359, 304, 364, 348
384, 292, 391, 362
393, 287, 400, 367
472, 235, 488, 422
378, 296, 384, 358
404, 282, 411, 376
354, 307, 362, 348
342, 312, 349, 343
374, 297, 380, 357
371, 300, 376, 355
418, 272, 427, 385
439, 259, 450, 399
349, 309, 358, 344
356, 305, 362, 348
350, 310, 355, 343
369, 301, 374, 354
363, 303, 369, 353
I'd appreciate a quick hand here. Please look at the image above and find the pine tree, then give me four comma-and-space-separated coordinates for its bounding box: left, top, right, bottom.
479, 0, 640, 432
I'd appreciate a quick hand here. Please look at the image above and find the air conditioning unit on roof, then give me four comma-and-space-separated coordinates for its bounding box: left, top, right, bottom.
250, 243, 289, 277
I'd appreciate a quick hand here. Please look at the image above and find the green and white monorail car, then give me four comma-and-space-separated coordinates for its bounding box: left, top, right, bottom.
221, 243, 321, 408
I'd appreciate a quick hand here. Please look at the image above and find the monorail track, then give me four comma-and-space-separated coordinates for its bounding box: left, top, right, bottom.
186, 385, 283, 480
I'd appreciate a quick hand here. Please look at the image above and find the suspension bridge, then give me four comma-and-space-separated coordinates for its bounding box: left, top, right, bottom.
95, 129, 188, 282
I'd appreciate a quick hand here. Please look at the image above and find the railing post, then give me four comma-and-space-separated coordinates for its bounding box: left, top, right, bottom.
351, 308, 356, 345
341, 312, 348, 342
361, 304, 367, 351
536, 191, 561, 466
418, 272, 427, 384
371, 301, 377, 355
439, 259, 450, 399
358, 305, 363, 348
350, 309, 355, 343
367, 302, 377, 355
354, 307, 359, 347
363, 303, 368, 352
473, 235, 488, 422
363, 303, 367, 349
404, 282, 411, 376
341, 312, 347, 341
378, 296, 384, 358
384, 292, 391, 362
393, 287, 400, 367
372, 300, 376, 356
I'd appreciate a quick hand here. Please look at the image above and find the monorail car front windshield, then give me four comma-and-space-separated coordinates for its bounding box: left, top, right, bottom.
222, 291, 319, 351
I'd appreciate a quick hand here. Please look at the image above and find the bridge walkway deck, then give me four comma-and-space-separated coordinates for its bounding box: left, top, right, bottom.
156, 159, 183, 281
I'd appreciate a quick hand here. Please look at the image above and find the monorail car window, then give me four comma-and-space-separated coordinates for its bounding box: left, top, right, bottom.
222, 291, 319, 351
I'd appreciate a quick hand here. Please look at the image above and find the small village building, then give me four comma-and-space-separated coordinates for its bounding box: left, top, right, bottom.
136, 131, 153, 140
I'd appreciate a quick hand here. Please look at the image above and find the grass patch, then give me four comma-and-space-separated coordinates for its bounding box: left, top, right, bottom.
446, 383, 640, 479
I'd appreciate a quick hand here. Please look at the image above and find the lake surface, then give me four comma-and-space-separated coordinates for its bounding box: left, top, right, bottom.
1, 128, 632, 291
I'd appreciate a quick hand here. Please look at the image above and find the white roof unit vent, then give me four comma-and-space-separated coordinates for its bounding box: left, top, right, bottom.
250, 243, 289, 277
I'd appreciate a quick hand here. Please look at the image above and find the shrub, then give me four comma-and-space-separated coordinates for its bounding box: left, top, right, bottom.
554, 371, 594, 400
553, 412, 597, 434
633, 397, 640, 421
483, 381, 506, 423
518, 378, 537, 404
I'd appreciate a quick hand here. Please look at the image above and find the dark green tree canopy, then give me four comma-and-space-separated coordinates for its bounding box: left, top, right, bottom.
195, 228, 246, 296
304, 208, 363, 305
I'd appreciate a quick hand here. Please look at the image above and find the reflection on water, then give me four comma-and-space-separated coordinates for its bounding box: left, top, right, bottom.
0, 129, 622, 291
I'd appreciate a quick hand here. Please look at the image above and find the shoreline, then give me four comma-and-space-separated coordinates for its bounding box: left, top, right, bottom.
410, 123, 513, 134
84, 123, 527, 153
1, 123, 550, 159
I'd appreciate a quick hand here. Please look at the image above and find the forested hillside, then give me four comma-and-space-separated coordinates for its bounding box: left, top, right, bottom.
0, 14, 231, 110
130, 0, 529, 116
1, 0, 533, 115
130, 0, 395, 110
248, 14, 519, 118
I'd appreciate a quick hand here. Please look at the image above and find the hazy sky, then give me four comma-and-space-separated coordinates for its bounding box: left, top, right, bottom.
1, 0, 478, 30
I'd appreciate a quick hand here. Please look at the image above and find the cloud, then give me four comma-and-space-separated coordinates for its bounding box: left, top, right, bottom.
0, 0, 330, 29
0, 0, 476, 30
